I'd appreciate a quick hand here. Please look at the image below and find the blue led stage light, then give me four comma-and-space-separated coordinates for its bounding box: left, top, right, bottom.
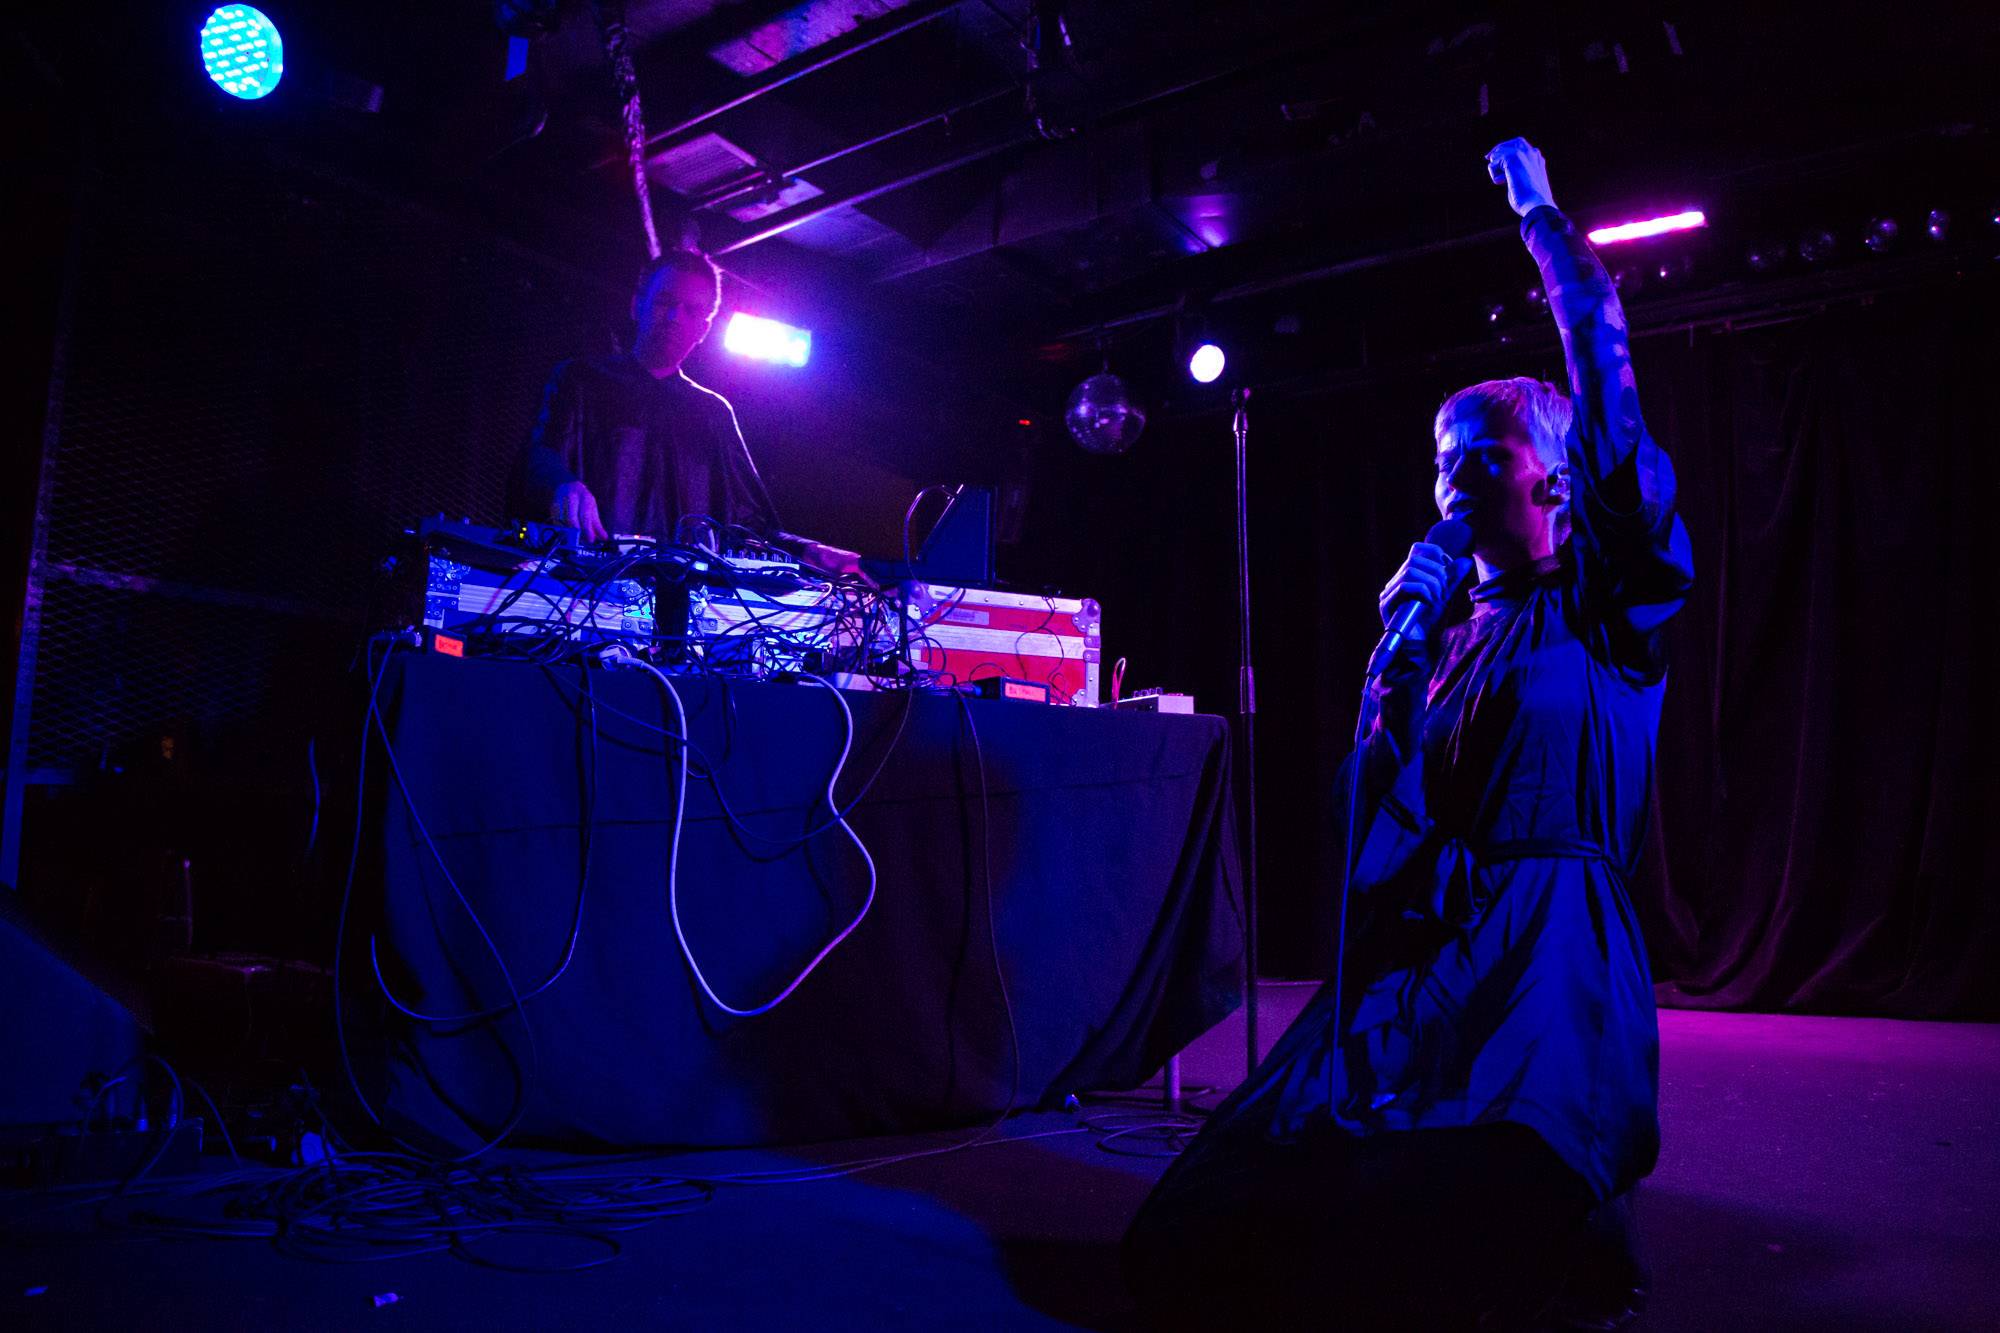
201, 6, 284, 101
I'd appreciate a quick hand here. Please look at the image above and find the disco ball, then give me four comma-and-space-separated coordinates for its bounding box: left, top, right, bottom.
1064, 373, 1147, 455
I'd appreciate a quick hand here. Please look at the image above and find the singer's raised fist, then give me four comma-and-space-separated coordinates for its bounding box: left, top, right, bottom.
1486, 137, 1556, 218
1379, 542, 1460, 628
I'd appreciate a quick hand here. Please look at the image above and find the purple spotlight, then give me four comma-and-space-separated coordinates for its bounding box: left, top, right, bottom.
722, 312, 810, 367
1587, 209, 1707, 246
1188, 343, 1226, 383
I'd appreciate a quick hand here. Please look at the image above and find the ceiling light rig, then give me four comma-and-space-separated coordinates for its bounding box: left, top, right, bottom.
1863, 217, 1901, 254
1745, 240, 1788, 273
1797, 228, 1838, 265
1471, 187, 2000, 332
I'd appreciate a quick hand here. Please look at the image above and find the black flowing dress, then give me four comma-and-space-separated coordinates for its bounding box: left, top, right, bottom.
1127, 206, 1694, 1324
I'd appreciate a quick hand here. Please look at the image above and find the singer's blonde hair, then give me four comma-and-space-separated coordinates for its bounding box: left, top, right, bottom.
1434, 376, 1574, 541
1432, 376, 1573, 468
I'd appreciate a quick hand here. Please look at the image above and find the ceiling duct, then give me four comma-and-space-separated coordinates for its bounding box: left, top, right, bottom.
707, 0, 924, 76
650, 131, 827, 222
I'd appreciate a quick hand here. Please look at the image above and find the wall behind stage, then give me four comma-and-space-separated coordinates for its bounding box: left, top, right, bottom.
7, 137, 924, 947
1013, 277, 2000, 1020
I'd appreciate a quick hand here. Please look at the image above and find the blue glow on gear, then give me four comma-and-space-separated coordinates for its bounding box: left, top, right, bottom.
201, 6, 284, 101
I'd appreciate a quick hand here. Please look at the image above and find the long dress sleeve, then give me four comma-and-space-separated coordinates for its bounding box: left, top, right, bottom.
1333, 636, 1448, 911
511, 360, 584, 523
1524, 207, 1695, 679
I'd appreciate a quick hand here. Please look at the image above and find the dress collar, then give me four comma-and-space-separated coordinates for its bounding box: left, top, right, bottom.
1470, 552, 1564, 609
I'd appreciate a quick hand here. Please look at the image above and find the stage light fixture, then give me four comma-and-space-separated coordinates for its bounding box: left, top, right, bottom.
1863, 217, 1901, 254
1188, 342, 1226, 383
1745, 241, 1787, 273
1586, 209, 1706, 246
200, 5, 284, 101
1798, 228, 1837, 264
722, 312, 811, 367
1926, 210, 1950, 241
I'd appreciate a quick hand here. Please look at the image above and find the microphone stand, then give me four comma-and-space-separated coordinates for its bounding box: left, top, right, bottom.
1231, 386, 1260, 1082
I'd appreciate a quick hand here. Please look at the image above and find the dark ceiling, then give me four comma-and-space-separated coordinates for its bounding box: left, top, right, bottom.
22, 1, 2000, 413
498, 1, 2000, 397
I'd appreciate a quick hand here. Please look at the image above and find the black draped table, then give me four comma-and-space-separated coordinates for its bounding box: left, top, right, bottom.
357, 654, 1243, 1151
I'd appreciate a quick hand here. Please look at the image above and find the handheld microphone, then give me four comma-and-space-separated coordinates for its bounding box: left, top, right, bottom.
1366, 517, 1472, 679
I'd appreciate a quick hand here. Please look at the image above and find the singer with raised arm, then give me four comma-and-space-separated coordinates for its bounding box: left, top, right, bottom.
1124, 139, 1694, 1331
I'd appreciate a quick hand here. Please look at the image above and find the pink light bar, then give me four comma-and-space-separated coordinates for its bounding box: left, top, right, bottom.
1586, 209, 1707, 245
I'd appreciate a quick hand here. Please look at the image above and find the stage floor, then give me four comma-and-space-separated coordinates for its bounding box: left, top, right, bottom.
5, 997, 1997, 1331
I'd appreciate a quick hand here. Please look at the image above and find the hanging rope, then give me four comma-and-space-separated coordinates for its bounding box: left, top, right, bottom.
592, 0, 662, 259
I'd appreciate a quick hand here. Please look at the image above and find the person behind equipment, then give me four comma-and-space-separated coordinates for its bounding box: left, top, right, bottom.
510, 248, 865, 577
1123, 138, 1694, 1331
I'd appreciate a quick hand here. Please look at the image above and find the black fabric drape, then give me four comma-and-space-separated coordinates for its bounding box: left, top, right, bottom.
1634, 291, 2000, 1016
357, 655, 1243, 1151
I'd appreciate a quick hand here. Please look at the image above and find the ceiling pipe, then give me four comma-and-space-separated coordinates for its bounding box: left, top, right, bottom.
707, 8, 1417, 263
709, 49, 1317, 257
1042, 225, 1518, 344
1039, 122, 1992, 348
591, 0, 974, 169
691, 85, 1016, 212
713, 132, 1033, 253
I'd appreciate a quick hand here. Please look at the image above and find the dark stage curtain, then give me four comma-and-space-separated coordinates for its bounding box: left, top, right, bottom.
1017, 283, 1999, 1018
357, 655, 1243, 1151
1634, 292, 2000, 1016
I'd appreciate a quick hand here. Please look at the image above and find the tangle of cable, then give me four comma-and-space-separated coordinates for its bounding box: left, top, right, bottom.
608, 654, 879, 1017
